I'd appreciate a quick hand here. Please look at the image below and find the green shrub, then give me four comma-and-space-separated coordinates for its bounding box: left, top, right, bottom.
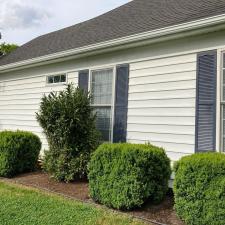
0, 130, 41, 177
36, 84, 100, 182
174, 153, 225, 225
88, 143, 171, 210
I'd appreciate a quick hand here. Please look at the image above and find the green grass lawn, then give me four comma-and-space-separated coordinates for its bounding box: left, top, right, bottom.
0, 181, 146, 225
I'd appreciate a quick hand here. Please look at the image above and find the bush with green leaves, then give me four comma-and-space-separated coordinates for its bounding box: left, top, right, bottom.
36, 84, 100, 182
88, 143, 171, 210
0, 130, 41, 177
174, 153, 225, 225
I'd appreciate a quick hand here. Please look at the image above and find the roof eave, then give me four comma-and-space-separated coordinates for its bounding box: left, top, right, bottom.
1, 13, 225, 73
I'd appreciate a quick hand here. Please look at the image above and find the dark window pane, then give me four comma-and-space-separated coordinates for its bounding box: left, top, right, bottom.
94, 107, 112, 142
61, 75, 66, 82
223, 53, 225, 68
48, 76, 54, 84
54, 75, 61, 83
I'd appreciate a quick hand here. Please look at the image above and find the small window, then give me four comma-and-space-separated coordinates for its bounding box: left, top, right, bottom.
47, 74, 67, 84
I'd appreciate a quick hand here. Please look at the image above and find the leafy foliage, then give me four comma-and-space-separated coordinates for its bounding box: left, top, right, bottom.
88, 143, 171, 210
174, 153, 225, 225
0, 130, 41, 177
36, 84, 100, 182
0, 42, 18, 55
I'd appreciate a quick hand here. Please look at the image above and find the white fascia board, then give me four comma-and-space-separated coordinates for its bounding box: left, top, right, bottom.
1, 13, 225, 72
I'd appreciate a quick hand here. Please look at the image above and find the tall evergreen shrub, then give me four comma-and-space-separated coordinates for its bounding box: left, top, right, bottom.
36, 84, 100, 182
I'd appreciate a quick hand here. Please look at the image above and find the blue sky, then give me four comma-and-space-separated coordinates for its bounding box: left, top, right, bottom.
0, 0, 131, 45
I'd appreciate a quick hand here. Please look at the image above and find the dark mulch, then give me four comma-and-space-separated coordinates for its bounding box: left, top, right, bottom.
6, 171, 185, 225
11, 171, 90, 201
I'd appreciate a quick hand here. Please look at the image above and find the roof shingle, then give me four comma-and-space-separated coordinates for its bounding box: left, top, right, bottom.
1, 0, 225, 66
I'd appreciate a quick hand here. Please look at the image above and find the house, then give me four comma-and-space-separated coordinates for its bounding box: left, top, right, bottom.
0, 0, 225, 162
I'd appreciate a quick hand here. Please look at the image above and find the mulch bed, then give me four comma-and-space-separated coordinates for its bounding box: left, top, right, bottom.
4, 171, 185, 225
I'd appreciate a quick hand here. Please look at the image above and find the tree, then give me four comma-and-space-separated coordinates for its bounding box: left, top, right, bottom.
36, 84, 100, 182
0, 42, 18, 55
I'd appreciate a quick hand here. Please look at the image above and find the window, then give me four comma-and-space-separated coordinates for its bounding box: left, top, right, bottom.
47, 74, 67, 84
91, 68, 114, 141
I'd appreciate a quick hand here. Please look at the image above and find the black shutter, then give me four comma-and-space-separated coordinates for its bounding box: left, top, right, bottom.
113, 64, 129, 143
78, 70, 89, 92
196, 51, 217, 152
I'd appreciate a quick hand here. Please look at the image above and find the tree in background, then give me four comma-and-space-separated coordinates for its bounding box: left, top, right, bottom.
0, 42, 18, 55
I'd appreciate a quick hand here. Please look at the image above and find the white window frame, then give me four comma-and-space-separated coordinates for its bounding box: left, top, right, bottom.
46, 73, 67, 86
217, 49, 225, 153
89, 66, 116, 142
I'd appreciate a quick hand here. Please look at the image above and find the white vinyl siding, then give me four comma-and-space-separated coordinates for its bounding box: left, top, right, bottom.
0, 53, 198, 161
127, 53, 197, 161
2, 28, 225, 161
0, 71, 78, 152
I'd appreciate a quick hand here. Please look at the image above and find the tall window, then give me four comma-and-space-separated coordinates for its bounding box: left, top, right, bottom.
91, 68, 114, 141
222, 54, 225, 151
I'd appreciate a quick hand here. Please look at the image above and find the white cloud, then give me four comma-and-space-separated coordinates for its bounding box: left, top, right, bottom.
0, 0, 131, 45
0, 0, 51, 30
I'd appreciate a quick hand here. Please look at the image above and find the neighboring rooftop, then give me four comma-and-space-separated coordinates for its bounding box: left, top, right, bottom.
1, 0, 225, 66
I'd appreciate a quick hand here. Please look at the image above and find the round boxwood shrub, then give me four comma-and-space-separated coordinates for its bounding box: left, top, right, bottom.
88, 143, 171, 210
36, 84, 100, 182
0, 130, 41, 177
174, 153, 225, 225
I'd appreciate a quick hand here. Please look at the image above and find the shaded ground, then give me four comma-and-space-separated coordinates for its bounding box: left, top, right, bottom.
6, 171, 185, 225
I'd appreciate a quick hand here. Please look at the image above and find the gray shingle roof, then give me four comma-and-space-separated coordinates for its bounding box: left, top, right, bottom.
1, 0, 225, 66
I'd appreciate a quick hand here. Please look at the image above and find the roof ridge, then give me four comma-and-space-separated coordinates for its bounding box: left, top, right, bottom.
1, 0, 225, 67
